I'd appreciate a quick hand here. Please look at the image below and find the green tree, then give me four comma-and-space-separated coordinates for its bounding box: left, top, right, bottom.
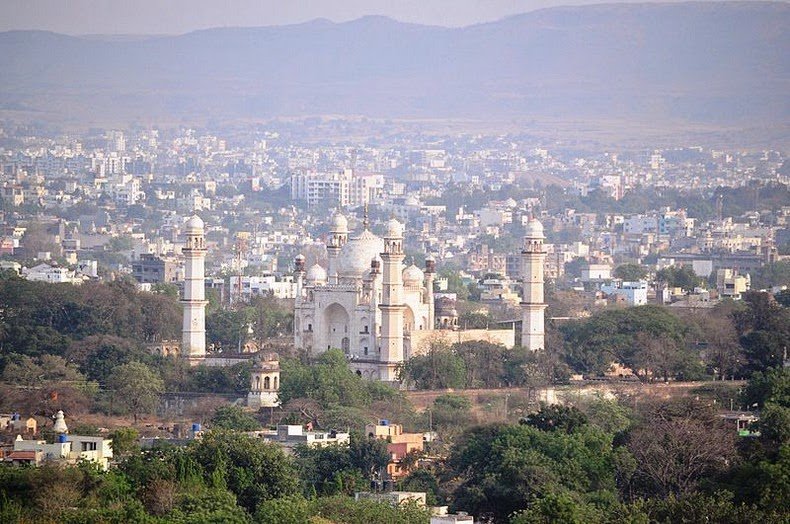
522, 404, 588, 434
107, 361, 164, 423
657, 266, 702, 292
255, 493, 311, 524
206, 308, 254, 351
510, 492, 605, 524
454, 340, 507, 388
311, 494, 430, 524
400, 341, 466, 390
171, 487, 251, 523
446, 423, 617, 523
109, 427, 140, 457
210, 405, 260, 431
279, 350, 394, 410
399, 469, 444, 506
294, 443, 356, 496
349, 433, 390, 484
613, 263, 648, 281
560, 305, 691, 376
190, 431, 299, 513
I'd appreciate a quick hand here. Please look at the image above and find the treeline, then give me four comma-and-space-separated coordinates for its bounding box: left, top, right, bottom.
401, 341, 566, 389
0, 431, 429, 524
438, 369, 789, 523
402, 291, 789, 388
0, 273, 180, 359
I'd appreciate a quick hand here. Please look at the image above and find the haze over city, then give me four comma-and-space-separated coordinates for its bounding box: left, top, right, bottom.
0, 2, 787, 524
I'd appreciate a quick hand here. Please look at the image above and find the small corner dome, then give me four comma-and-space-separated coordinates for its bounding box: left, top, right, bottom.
306, 264, 327, 283
386, 218, 404, 238
185, 215, 204, 231
403, 264, 424, 285
295, 254, 306, 261
525, 218, 544, 238
330, 211, 348, 231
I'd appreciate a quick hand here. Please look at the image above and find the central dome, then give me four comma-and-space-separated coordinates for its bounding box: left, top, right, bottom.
337, 230, 385, 278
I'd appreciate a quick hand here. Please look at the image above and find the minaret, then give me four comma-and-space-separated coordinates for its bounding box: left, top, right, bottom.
521, 217, 547, 351
293, 254, 306, 348
379, 218, 405, 382
424, 254, 436, 330
327, 211, 348, 284
182, 215, 207, 363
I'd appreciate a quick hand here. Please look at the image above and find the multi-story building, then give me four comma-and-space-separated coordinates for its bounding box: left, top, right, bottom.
132, 254, 179, 284
290, 169, 383, 207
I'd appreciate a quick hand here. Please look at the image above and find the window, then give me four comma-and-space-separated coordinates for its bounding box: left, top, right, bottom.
264, 377, 270, 390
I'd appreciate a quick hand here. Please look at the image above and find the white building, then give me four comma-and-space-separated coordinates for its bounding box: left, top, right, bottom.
7, 411, 113, 470
290, 169, 384, 207
293, 213, 434, 382
581, 263, 612, 282
230, 275, 297, 301
23, 263, 76, 284
600, 280, 649, 306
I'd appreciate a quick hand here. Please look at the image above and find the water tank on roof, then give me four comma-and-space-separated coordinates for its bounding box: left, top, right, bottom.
58, 434, 68, 443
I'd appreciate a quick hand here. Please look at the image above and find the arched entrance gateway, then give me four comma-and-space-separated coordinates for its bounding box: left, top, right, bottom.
324, 302, 350, 352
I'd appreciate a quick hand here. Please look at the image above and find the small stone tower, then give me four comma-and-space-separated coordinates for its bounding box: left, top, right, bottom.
247, 352, 281, 409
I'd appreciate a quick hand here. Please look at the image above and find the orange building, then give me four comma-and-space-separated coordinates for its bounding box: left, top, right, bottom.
365, 420, 424, 480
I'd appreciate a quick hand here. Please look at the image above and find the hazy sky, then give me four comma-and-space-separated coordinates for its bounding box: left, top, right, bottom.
0, 0, 740, 34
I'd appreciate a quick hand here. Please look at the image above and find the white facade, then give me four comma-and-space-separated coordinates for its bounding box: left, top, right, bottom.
581, 263, 612, 281
520, 218, 547, 351
290, 169, 384, 207
230, 275, 297, 301
601, 280, 649, 306
181, 215, 207, 363
293, 214, 434, 381
23, 264, 78, 284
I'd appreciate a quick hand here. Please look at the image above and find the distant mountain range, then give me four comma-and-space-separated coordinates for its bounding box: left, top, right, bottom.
0, 2, 787, 129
